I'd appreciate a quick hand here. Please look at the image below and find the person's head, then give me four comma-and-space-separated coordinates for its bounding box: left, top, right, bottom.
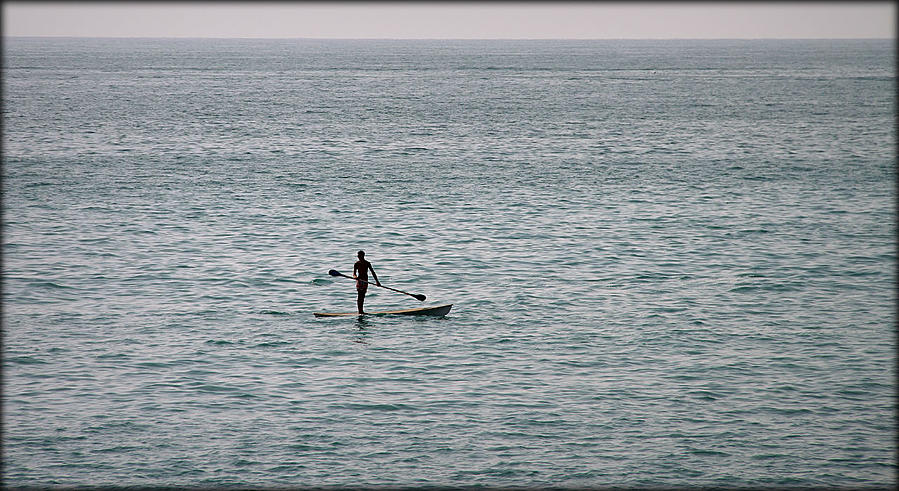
357, 250, 365, 259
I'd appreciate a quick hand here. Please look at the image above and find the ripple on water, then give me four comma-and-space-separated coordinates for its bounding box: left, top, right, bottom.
2, 38, 895, 488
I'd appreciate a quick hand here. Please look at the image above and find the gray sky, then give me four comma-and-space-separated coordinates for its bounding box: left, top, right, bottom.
3, 2, 895, 39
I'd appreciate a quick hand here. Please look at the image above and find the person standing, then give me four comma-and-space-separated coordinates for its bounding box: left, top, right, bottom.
353, 250, 380, 314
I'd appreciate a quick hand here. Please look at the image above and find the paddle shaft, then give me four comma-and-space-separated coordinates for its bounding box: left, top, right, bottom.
331, 270, 426, 301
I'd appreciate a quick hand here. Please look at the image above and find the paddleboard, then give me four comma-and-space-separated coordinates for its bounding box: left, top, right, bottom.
314, 304, 452, 318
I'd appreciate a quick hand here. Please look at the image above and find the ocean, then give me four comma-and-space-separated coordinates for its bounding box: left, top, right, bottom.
2, 37, 895, 487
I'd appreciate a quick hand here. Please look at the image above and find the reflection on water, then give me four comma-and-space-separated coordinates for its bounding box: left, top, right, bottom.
353, 316, 371, 344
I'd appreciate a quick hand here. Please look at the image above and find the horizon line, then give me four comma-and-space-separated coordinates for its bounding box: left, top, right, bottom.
4, 35, 894, 41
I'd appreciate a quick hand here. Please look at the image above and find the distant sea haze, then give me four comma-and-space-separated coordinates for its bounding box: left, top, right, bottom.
2, 38, 895, 487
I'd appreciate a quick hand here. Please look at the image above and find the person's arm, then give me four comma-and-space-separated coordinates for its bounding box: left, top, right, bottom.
369, 264, 380, 286
353, 262, 359, 279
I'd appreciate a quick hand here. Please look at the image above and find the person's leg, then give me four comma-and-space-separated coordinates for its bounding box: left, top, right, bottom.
357, 289, 365, 314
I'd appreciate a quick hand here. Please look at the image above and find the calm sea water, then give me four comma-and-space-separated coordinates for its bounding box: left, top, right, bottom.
2, 37, 896, 487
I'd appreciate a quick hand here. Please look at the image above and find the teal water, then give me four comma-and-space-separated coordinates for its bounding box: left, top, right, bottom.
2, 38, 896, 487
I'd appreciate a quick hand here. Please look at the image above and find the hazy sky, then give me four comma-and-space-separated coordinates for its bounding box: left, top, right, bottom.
3, 2, 895, 39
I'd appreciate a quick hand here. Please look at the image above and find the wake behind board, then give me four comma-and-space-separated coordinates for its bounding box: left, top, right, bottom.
314, 304, 452, 318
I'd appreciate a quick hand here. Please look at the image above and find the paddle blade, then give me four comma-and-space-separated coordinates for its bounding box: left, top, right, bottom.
328, 269, 342, 277
413, 294, 426, 301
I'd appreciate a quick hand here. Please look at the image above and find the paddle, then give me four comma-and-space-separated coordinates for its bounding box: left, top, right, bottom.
328, 269, 426, 302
